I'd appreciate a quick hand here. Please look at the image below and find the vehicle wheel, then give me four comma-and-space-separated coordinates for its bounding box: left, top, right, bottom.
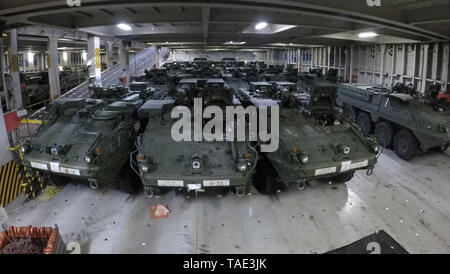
393, 130, 418, 160
330, 171, 355, 184
342, 105, 357, 122
356, 112, 372, 135
434, 143, 449, 152
49, 174, 70, 186
252, 159, 277, 195
375, 121, 394, 147
119, 163, 142, 194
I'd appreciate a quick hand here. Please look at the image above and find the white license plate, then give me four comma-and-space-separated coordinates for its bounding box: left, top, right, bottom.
187, 184, 202, 191
157, 180, 184, 187
60, 167, 81, 176
50, 162, 60, 172
31, 161, 48, 170
340, 161, 352, 172
350, 160, 369, 169
315, 166, 337, 176
203, 179, 230, 187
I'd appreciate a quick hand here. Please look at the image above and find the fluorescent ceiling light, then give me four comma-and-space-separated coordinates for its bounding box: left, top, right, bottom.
224, 41, 246, 45
255, 22, 268, 30
116, 23, 132, 31
358, 32, 378, 38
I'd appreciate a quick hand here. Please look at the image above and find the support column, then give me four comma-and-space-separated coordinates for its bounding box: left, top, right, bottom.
399, 44, 406, 83
441, 42, 449, 91
88, 35, 102, 86
379, 44, 387, 85
420, 44, 429, 94
106, 41, 114, 69
349, 45, 354, 84
47, 36, 61, 101
1, 22, 13, 165
156, 46, 160, 68
6, 29, 22, 110
119, 40, 130, 84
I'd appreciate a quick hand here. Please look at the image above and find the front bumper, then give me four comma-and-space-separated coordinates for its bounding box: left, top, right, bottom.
269, 155, 377, 183
140, 170, 253, 190
21, 157, 118, 185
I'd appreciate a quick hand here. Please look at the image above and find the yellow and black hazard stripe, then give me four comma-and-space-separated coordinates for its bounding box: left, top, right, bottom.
9, 54, 19, 72
16, 164, 47, 200
95, 48, 101, 69
0, 160, 24, 207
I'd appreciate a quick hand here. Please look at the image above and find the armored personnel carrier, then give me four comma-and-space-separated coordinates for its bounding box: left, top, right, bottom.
336, 84, 450, 160
236, 81, 379, 194
135, 78, 258, 197
20, 96, 146, 193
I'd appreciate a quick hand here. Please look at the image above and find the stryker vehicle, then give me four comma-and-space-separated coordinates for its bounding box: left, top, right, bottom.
143, 69, 169, 85
235, 81, 379, 194
298, 73, 320, 93
192, 57, 208, 68
336, 84, 450, 160
135, 78, 258, 197
271, 81, 298, 93
20, 96, 147, 193
89, 85, 131, 100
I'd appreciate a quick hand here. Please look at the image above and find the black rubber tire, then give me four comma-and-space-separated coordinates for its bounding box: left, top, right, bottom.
356, 112, 372, 135
119, 163, 142, 194
375, 121, 394, 147
434, 144, 449, 153
252, 159, 277, 195
393, 130, 418, 161
330, 171, 355, 184
49, 174, 70, 186
342, 105, 357, 122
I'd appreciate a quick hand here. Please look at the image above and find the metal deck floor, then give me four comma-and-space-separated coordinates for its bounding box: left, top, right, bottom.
4, 149, 450, 254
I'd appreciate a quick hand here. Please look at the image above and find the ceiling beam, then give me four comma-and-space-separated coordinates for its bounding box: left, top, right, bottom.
1, 1, 448, 40
98, 9, 114, 16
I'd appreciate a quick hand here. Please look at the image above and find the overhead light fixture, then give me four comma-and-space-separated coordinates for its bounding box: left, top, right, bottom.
224, 41, 246, 45
255, 22, 268, 30
358, 32, 378, 38
116, 23, 132, 31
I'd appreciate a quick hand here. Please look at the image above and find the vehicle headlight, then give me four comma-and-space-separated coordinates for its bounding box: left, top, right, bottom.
20, 145, 28, 154
51, 147, 59, 156
192, 160, 201, 169
300, 154, 309, 164
439, 125, 449, 133
140, 165, 149, 173
373, 144, 379, 153
84, 155, 92, 164
237, 160, 247, 172
339, 145, 351, 154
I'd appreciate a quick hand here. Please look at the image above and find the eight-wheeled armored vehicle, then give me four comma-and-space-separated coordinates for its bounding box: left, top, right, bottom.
21, 96, 147, 193
236, 81, 379, 194
336, 84, 450, 160
135, 78, 258, 197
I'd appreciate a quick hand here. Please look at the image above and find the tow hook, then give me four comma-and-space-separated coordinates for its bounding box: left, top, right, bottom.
296, 179, 306, 190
